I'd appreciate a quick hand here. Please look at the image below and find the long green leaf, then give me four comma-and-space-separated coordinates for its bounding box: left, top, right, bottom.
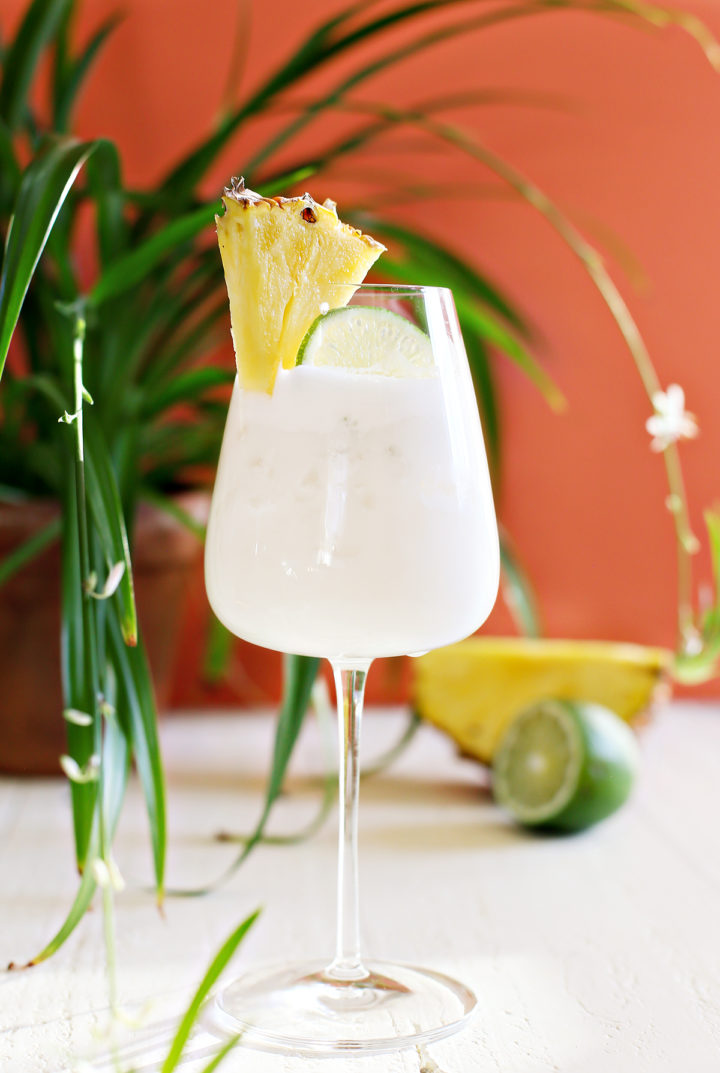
143, 297, 229, 392
462, 329, 501, 479
343, 213, 513, 468
244, 2, 550, 175
500, 531, 541, 637
217, 680, 336, 847
160, 910, 261, 1073
359, 215, 529, 334
377, 253, 563, 409
362, 711, 422, 778
0, 136, 97, 378
0, 515, 60, 590
29, 843, 97, 964
88, 203, 216, 307
350, 97, 669, 407
262, 86, 569, 205
357, 243, 504, 472
198, 1034, 242, 1073
100, 660, 131, 831
53, 14, 122, 132
60, 458, 97, 866
106, 248, 223, 401
91, 250, 213, 406
0, 117, 20, 211
248, 0, 718, 207
84, 417, 138, 645
43, 185, 80, 299
139, 486, 207, 540
202, 612, 234, 684
142, 437, 222, 489
140, 366, 234, 420
458, 295, 564, 409
158, 0, 540, 200
673, 509, 720, 683
0, 0, 70, 129
16, 370, 69, 412
49, 0, 71, 128
68, 312, 105, 876
216, 0, 253, 118
226, 654, 320, 870
30, 710, 128, 964
85, 138, 127, 267
257, 117, 390, 194
703, 510, 720, 636
107, 614, 166, 898
156, 0, 374, 199
168, 654, 320, 896
0, 483, 31, 503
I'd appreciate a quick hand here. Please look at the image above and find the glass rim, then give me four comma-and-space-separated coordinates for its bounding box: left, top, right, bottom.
329, 283, 451, 296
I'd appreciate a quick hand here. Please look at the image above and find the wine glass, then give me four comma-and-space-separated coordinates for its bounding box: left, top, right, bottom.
204, 284, 500, 1056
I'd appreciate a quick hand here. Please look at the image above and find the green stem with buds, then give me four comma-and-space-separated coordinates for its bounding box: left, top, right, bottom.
69, 310, 119, 1013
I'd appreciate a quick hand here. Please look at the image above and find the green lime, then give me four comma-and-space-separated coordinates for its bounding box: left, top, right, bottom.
296, 306, 435, 376
491, 699, 639, 831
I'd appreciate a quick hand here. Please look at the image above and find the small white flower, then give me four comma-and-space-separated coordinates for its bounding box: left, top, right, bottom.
91, 855, 126, 892
101, 561, 125, 598
59, 753, 100, 784
99, 697, 116, 722
63, 708, 94, 727
107, 856, 126, 892
91, 858, 111, 888
646, 384, 698, 452
86, 562, 125, 600
681, 625, 703, 657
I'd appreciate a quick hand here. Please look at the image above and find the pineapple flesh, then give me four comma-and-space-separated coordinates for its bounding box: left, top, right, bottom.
216, 178, 385, 392
413, 638, 671, 763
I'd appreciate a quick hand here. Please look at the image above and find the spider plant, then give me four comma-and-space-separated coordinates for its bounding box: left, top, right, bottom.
1, 0, 718, 964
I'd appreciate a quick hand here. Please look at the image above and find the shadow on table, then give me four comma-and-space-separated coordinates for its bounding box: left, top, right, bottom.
359, 772, 489, 804
166, 768, 489, 804
363, 816, 526, 852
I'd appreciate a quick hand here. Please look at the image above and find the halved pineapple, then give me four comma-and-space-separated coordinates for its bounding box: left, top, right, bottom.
413, 638, 671, 763
216, 178, 385, 392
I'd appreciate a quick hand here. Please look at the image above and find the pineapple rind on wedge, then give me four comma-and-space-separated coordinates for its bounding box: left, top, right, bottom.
216, 178, 386, 392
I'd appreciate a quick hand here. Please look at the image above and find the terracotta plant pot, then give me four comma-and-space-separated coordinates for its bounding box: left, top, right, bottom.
0, 493, 207, 775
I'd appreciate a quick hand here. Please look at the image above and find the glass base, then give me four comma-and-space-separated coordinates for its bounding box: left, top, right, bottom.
206, 959, 477, 1057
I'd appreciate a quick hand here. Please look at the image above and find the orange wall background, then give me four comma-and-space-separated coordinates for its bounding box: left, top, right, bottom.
6, 0, 720, 698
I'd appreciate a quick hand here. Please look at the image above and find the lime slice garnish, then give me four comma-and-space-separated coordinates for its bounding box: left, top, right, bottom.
296, 306, 435, 376
492, 699, 639, 831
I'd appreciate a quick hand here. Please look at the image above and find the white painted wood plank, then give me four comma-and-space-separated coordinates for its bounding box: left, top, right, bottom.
0, 703, 718, 1072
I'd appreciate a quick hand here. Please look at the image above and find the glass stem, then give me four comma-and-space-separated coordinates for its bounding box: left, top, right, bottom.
328, 660, 372, 981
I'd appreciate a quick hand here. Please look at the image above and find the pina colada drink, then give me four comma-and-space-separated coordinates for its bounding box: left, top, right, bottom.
205, 181, 499, 1055
205, 360, 498, 659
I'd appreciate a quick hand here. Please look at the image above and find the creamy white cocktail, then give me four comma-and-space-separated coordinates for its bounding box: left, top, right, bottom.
206, 359, 498, 659
207, 181, 499, 1056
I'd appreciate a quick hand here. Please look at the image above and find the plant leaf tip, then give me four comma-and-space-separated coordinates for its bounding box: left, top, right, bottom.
551, 389, 567, 413
7, 958, 37, 970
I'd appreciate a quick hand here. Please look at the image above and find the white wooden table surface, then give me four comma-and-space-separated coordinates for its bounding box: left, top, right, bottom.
1, 702, 719, 1072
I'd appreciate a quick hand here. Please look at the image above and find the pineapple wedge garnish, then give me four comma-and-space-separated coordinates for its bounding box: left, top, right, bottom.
216, 178, 385, 392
